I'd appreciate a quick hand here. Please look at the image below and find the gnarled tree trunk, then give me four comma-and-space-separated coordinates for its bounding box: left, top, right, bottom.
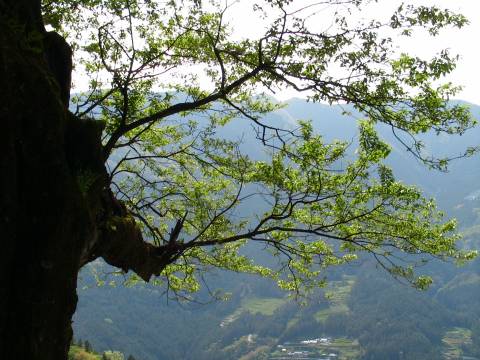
0, 0, 110, 357
0, 1, 97, 358
0, 1, 181, 358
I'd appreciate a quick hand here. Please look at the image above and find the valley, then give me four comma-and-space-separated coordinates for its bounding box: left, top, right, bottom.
73, 100, 480, 360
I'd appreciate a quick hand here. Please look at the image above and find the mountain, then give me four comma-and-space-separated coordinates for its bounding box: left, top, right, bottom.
73, 99, 480, 360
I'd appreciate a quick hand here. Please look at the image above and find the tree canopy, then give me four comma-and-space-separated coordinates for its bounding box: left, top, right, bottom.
41, 0, 476, 295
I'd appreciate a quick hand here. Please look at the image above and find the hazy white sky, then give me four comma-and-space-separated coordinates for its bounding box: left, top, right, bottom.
371, 0, 480, 106
238, 0, 480, 104
221, 0, 480, 104
419, 0, 480, 105
72, 0, 480, 105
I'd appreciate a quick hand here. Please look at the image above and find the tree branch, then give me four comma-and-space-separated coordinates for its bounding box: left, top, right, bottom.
103, 64, 266, 158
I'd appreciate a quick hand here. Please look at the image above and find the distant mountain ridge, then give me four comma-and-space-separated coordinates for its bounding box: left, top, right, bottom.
73, 98, 480, 360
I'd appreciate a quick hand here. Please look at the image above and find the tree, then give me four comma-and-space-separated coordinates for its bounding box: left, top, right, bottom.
0, 0, 476, 359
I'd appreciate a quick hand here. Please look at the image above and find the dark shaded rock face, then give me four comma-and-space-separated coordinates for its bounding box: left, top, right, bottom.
0, 2, 158, 358
0, 1, 103, 358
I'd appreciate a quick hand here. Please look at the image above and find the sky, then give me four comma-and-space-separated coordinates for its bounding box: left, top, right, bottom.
372, 0, 480, 106
71, 0, 480, 105
418, 0, 480, 105
230, 0, 480, 104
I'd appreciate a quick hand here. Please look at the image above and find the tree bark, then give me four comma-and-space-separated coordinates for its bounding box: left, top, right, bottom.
0, 3, 92, 359
0, 2, 182, 358
0, 0, 107, 358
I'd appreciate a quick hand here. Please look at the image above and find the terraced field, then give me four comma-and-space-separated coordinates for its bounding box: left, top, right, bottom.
315, 275, 355, 323
219, 276, 362, 359
220, 296, 287, 327
442, 327, 479, 360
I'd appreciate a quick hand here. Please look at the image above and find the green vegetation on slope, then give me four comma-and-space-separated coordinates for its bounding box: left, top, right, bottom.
73, 102, 480, 360
69, 340, 132, 360
442, 327, 475, 360
315, 276, 355, 323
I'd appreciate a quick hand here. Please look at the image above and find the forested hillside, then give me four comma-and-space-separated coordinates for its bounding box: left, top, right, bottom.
73, 100, 480, 360
3, 1, 477, 359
